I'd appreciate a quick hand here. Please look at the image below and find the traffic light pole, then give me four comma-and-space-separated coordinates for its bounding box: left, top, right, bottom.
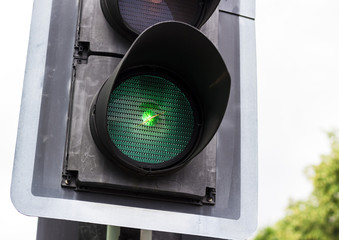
36, 219, 216, 240
106, 226, 120, 240
106, 226, 152, 240
140, 230, 152, 240
37, 219, 148, 240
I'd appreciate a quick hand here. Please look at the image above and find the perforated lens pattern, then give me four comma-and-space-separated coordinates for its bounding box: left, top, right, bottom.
118, 0, 202, 34
107, 75, 195, 165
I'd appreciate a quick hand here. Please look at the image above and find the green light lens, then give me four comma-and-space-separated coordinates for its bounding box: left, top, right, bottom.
106, 74, 195, 165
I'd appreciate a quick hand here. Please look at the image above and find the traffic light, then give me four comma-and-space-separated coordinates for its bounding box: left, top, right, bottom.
11, 0, 257, 239
89, 21, 230, 176
100, 0, 220, 40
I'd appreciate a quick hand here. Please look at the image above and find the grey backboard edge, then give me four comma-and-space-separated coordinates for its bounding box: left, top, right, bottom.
220, 0, 256, 19
10, 0, 258, 239
10, 0, 53, 213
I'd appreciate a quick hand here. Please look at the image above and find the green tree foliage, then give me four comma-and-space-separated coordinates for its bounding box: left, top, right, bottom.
255, 132, 339, 240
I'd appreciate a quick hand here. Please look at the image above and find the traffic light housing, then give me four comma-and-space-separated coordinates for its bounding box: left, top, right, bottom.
11, 0, 257, 239
100, 0, 221, 40
89, 22, 230, 176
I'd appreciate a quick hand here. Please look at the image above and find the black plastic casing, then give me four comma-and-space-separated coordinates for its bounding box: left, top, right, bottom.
100, 0, 221, 41
90, 22, 230, 176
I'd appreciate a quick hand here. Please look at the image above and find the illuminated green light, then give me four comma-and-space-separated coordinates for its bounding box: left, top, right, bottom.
141, 110, 160, 127
106, 74, 195, 164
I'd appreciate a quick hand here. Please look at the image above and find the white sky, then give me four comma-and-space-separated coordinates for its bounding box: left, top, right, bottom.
256, 0, 339, 230
1, 0, 339, 239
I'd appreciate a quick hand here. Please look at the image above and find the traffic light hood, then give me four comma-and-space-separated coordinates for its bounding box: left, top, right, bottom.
91, 21, 231, 175
101, 0, 221, 41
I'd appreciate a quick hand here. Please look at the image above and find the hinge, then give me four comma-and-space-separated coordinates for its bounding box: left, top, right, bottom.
74, 41, 90, 64
61, 170, 78, 188
202, 187, 216, 205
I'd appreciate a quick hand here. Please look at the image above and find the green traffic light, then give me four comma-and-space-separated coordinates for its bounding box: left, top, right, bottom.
106, 74, 195, 164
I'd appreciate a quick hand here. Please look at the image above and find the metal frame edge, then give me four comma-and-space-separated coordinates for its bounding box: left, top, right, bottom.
10, 0, 53, 213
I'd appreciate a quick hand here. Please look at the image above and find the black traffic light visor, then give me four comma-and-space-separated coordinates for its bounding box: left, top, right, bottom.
100, 0, 221, 41
91, 21, 230, 175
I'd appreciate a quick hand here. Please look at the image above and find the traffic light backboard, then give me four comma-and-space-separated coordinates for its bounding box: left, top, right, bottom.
11, 0, 257, 239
